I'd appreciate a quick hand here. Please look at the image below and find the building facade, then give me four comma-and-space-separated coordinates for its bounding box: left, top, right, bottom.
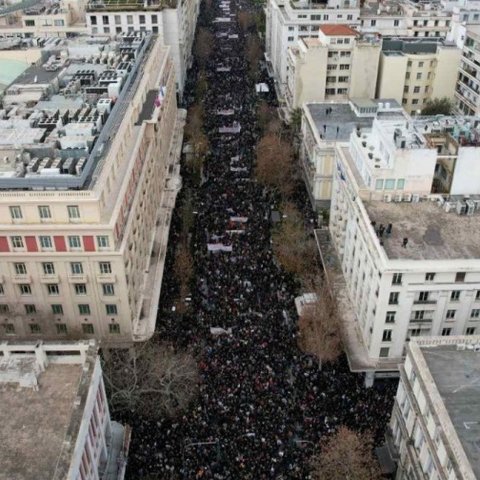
317, 108, 480, 374
377, 38, 461, 115
0, 34, 183, 343
85, 0, 199, 94
456, 25, 480, 115
0, 340, 130, 480
285, 25, 380, 111
388, 336, 480, 480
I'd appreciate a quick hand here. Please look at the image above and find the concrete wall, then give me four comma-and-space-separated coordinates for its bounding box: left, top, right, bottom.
450, 146, 480, 194
376, 53, 408, 104
350, 42, 381, 99
431, 46, 462, 100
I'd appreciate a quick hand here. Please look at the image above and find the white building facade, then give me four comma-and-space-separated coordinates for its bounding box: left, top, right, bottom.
389, 336, 480, 480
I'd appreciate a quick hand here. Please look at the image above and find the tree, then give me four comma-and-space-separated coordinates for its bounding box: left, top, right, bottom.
297, 278, 342, 369
102, 340, 200, 419
271, 203, 318, 277
194, 27, 214, 68
311, 427, 382, 480
245, 35, 263, 79
185, 104, 209, 184
238, 11, 255, 32
257, 100, 282, 134
255, 132, 294, 197
173, 240, 194, 313
195, 69, 208, 101
290, 108, 302, 137
421, 97, 454, 115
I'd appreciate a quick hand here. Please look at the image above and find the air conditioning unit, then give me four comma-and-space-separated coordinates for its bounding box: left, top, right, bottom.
444, 201, 455, 213
412, 194, 420, 203
457, 201, 467, 215
466, 200, 475, 215
384, 194, 392, 203
394, 194, 403, 202
403, 193, 412, 202
457, 343, 466, 351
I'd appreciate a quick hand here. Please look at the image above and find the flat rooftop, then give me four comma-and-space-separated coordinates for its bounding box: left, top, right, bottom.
364, 200, 480, 260
422, 345, 480, 478
0, 363, 83, 480
306, 99, 402, 142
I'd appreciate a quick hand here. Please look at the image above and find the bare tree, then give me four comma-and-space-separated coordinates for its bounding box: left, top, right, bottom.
271, 203, 318, 276
245, 35, 262, 79
185, 104, 209, 183
255, 132, 294, 197
297, 278, 342, 369
257, 100, 282, 135
311, 426, 383, 480
194, 27, 214, 68
238, 11, 255, 32
102, 341, 200, 419
173, 240, 194, 313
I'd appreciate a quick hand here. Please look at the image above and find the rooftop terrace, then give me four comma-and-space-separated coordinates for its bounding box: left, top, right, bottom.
364, 199, 480, 261
422, 343, 480, 478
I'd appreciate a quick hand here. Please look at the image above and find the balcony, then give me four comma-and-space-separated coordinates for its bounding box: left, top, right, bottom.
12, 274, 31, 284
67, 274, 88, 283
40, 274, 59, 283
97, 273, 117, 283
413, 299, 436, 305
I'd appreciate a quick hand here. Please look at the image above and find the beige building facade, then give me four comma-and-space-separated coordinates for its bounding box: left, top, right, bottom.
0, 34, 183, 344
377, 38, 461, 115
285, 25, 381, 110
389, 336, 480, 480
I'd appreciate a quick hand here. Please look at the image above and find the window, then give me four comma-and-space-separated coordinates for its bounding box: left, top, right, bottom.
416, 73, 422, 80
70, 262, 84, 275
109, 323, 121, 334
338, 76, 349, 83
451, 291, 460, 301
397, 179, 405, 190
466, 327, 476, 335
389, 292, 399, 304
75, 284, 87, 295
151, 14, 158, 24
379, 347, 390, 357
327, 64, 337, 71
56, 323, 67, 334
25, 19, 35, 26
375, 179, 384, 190
410, 328, 422, 337
67, 205, 80, 220
97, 236, 110, 249
0, 304, 9, 313
382, 329, 392, 342
406, 72, 410, 79
413, 86, 420, 94
386, 311, 396, 323
9, 206, 22, 220
152, 26, 158, 33
414, 310, 425, 320
29, 323, 41, 334
288, 36, 294, 42
14, 262, 27, 275
425, 272, 435, 281
385, 179, 396, 190
99, 262, 112, 274
446, 309, 456, 319
471, 309, 480, 318
455, 272, 466, 282
11, 236, 24, 249
102, 15, 109, 24
3, 323, 15, 334
394, 19, 399, 26
102, 284, 115, 296
418, 291, 429, 302
51, 304, 63, 315
339, 64, 350, 70
404, 86, 409, 93
477, 290, 480, 300
392, 273, 402, 285
115, 14, 121, 24
78, 304, 91, 315
104, 26, 110, 34
38, 205, 51, 219
90, 15, 97, 25
39, 236, 53, 249
47, 284, 59, 295
19, 284, 32, 295
0, 284, 4, 295
68, 236, 81, 249
412, 99, 419, 105
442, 328, 451, 336
326, 76, 336, 83
25, 304, 36, 314
371, 19, 376, 26
139, 14, 145, 23
82, 324, 95, 334
106, 304, 118, 315
42, 262, 55, 275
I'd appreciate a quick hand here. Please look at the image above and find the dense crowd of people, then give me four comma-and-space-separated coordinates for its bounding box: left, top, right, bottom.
124, 0, 397, 478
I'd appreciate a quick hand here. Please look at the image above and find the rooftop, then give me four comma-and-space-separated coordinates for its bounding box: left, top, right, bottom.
364, 199, 480, 260
0, 32, 154, 191
382, 37, 457, 55
306, 99, 402, 142
319, 24, 359, 36
87, 0, 177, 11
421, 343, 480, 478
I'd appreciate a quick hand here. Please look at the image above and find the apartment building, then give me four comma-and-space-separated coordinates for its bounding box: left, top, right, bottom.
0, 0, 86, 37
300, 99, 402, 209
0, 340, 130, 480
316, 109, 480, 376
388, 336, 480, 480
265, 0, 360, 99
86, 0, 199, 94
456, 25, 480, 114
377, 38, 461, 115
445, 0, 480, 48
0, 33, 183, 343
285, 25, 380, 110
